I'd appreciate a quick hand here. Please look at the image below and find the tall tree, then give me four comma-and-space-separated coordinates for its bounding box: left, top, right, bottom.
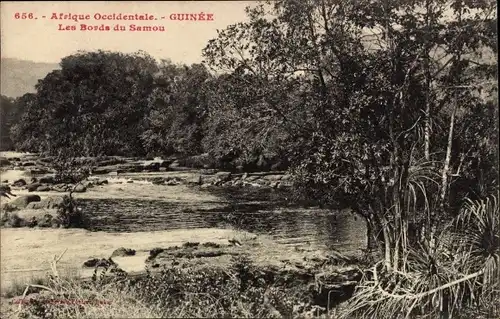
11, 50, 158, 156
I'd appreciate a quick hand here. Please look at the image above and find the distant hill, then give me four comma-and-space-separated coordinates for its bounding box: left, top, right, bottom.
1, 58, 60, 98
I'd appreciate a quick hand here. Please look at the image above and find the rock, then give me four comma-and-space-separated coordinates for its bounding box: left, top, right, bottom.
36, 185, 51, 192
215, 172, 232, 183
241, 173, 248, 180
165, 179, 180, 186
0, 158, 11, 166
27, 182, 41, 192
22, 162, 35, 167
160, 160, 173, 168
264, 174, 284, 182
27, 196, 64, 209
83, 258, 116, 268
200, 183, 211, 189
73, 184, 87, 193
116, 164, 144, 174
111, 247, 136, 257
10, 195, 41, 208
39, 176, 56, 184
83, 258, 100, 267
148, 248, 165, 260
168, 160, 180, 169
30, 168, 50, 175
12, 179, 27, 187
151, 177, 165, 185
84, 181, 95, 188
95, 179, 108, 186
143, 162, 160, 172
52, 185, 68, 192
200, 169, 217, 175
159, 167, 167, 172
92, 168, 111, 175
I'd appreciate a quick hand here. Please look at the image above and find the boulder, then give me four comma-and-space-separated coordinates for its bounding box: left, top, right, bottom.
73, 184, 87, 193
0, 158, 11, 166
12, 179, 27, 187
27, 182, 42, 192
22, 162, 36, 167
168, 160, 180, 169
30, 168, 50, 175
215, 172, 232, 183
116, 164, 143, 174
52, 184, 69, 192
111, 248, 136, 257
166, 179, 180, 186
151, 177, 165, 185
160, 160, 173, 168
200, 169, 217, 175
92, 168, 111, 175
39, 176, 56, 184
143, 162, 160, 172
95, 179, 108, 186
83, 258, 116, 268
36, 185, 51, 192
10, 195, 41, 208
27, 196, 64, 209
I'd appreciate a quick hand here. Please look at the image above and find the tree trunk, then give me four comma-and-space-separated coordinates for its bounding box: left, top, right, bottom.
440, 90, 458, 208
424, 0, 432, 162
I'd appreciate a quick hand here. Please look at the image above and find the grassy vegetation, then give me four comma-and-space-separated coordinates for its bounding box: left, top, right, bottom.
1, 247, 365, 319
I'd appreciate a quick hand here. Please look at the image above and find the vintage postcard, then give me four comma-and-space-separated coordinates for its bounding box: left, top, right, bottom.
0, 1, 498, 318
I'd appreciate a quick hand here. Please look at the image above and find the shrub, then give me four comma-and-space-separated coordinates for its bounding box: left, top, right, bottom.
1, 212, 25, 228
56, 195, 88, 228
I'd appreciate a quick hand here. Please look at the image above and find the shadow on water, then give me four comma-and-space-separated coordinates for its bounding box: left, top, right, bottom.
79, 187, 367, 252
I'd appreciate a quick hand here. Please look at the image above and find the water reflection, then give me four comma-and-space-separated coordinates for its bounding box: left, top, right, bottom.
79, 198, 366, 252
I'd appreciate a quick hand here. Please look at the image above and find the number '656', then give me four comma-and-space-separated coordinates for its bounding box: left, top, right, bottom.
14, 13, 34, 19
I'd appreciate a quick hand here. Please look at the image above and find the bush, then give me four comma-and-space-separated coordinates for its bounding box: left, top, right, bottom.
56, 195, 88, 228
0, 212, 26, 228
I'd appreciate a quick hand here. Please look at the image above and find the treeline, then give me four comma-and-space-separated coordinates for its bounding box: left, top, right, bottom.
1, 51, 291, 170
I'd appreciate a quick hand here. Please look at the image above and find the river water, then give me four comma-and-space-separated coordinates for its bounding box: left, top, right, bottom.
80, 198, 367, 253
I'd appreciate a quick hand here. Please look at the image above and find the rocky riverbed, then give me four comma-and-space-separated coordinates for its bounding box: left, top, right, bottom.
0, 152, 367, 317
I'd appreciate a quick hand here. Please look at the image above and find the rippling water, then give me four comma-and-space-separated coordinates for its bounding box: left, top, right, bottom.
80, 198, 367, 252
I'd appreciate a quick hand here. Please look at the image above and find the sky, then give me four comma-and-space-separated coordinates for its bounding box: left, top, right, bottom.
1, 1, 256, 64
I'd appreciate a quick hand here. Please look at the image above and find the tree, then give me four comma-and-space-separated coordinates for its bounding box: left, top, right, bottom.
141, 61, 211, 156
11, 50, 158, 156
203, 0, 498, 315
0, 95, 16, 150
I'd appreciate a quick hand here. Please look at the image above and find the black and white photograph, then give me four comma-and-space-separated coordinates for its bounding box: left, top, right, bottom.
0, 1, 498, 318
